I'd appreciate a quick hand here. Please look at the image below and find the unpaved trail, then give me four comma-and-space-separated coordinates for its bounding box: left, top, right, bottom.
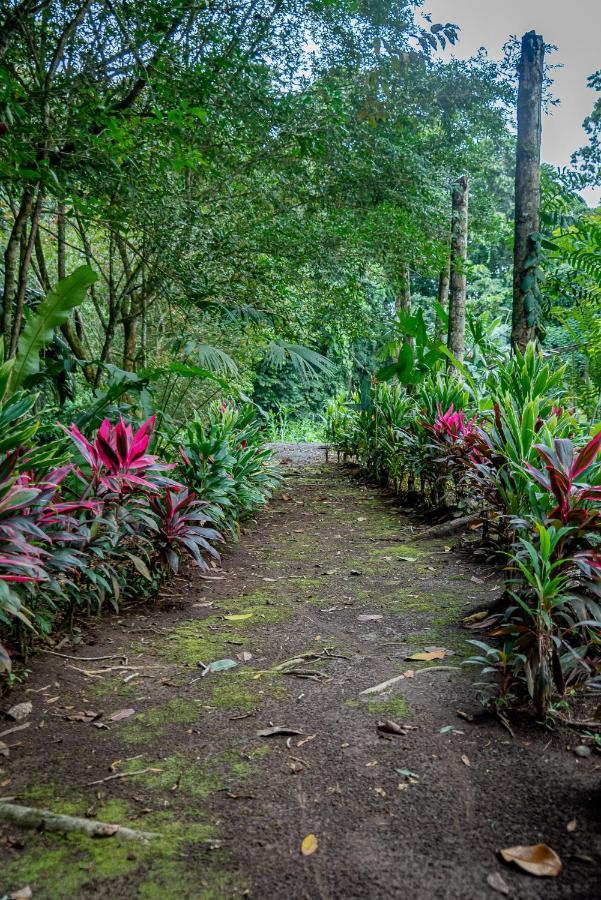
1, 446, 599, 899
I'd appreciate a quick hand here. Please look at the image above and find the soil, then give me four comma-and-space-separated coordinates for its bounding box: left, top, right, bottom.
1, 444, 599, 900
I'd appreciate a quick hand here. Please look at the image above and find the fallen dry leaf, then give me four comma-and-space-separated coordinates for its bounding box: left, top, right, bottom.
6, 702, 32, 722
486, 871, 510, 895
377, 720, 410, 736
257, 726, 304, 738
461, 754, 471, 767
406, 650, 445, 661
65, 710, 101, 723
499, 843, 562, 877
109, 708, 135, 722
301, 834, 318, 856
9, 887, 32, 900
0, 740, 9, 758
566, 818, 577, 833
236, 650, 253, 663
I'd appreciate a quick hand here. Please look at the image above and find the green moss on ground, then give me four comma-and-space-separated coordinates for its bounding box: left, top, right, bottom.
5, 744, 272, 898
120, 699, 201, 743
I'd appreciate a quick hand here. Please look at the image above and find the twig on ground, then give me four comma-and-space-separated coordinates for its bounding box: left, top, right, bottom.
87, 767, 162, 786
0, 723, 31, 740
0, 801, 159, 841
40, 650, 127, 662
412, 666, 461, 675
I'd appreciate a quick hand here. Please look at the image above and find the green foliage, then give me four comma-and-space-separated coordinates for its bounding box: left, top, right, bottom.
328, 341, 601, 713
7, 267, 98, 396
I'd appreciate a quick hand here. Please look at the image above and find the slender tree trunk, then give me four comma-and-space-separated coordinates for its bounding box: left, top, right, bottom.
122, 306, 138, 372
8, 189, 44, 357
57, 200, 66, 280
447, 175, 468, 362
394, 266, 411, 316
394, 265, 415, 349
2, 188, 34, 351
435, 264, 450, 343
511, 31, 544, 354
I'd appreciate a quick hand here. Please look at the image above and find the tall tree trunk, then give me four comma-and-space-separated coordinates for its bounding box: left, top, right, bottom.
8, 189, 44, 357
2, 188, 34, 351
447, 175, 468, 362
395, 265, 415, 349
394, 266, 411, 315
511, 31, 544, 354
435, 264, 450, 343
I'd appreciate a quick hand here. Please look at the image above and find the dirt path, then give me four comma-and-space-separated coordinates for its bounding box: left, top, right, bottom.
1, 446, 599, 899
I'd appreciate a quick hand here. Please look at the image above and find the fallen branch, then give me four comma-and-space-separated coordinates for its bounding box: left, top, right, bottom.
40, 651, 127, 662
0, 801, 159, 842
87, 767, 162, 786
359, 674, 407, 696
0, 723, 31, 740
412, 666, 461, 675
409, 514, 480, 541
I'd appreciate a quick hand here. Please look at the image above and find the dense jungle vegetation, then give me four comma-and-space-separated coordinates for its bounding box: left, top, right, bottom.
0, 0, 600, 719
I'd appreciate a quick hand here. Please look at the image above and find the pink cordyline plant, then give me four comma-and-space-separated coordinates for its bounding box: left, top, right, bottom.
68, 415, 176, 494
431, 404, 478, 442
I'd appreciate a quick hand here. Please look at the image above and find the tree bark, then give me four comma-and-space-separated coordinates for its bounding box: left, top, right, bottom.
394, 266, 411, 316
1, 188, 34, 351
8, 188, 44, 357
447, 175, 468, 362
0, 801, 158, 842
394, 265, 414, 349
511, 31, 544, 354
435, 264, 450, 343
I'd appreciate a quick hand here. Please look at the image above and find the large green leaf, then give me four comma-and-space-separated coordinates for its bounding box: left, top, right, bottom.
8, 265, 98, 395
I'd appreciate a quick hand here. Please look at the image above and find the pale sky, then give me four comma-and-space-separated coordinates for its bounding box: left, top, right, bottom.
422, 0, 601, 204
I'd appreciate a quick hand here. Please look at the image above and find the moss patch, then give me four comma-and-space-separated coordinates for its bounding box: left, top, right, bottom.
120, 699, 201, 744
159, 590, 292, 666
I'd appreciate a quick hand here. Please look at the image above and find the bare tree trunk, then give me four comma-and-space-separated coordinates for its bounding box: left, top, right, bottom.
511, 31, 544, 354
434, 264, 450, 343
447, 175, 468, 362
394, 266, 411, 316
57, 200, 66, 280
394, 265, 415, 349
2, 188, 34, 351
8, 188, 44, 357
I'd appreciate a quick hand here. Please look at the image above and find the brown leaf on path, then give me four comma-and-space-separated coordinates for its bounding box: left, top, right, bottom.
403, 669, 415, 678
0, 741, 9, 758
236, 650, 253, 663
377, 720, 410, 736
301, 833, 318, 856
566, 818, 577, 832
406, 650, 446, 661
6, 702, 32, 722
256, 726, 304, 738
109, 708, 135, 722
8, 887, 32, 899
65, 710, 101, 723
499, 843, 563, 877
486, 872, 510, 895
461, 754, 471, 767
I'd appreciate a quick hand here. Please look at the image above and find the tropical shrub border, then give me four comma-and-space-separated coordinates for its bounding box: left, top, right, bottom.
326, 344, 601, 715
0, 402, 278, 675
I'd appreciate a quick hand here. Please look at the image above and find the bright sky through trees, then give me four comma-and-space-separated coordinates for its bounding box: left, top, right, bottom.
423, 0, 601, 204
